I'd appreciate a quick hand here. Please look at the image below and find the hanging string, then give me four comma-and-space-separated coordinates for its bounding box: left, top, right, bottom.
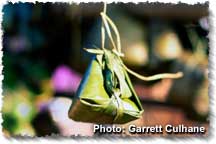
101, 3, 106, 49
100, 6, 117, 51
99, 3, 183, 80
124, 65, 183, 81
101, 13, 121, 54
86, 3, 183, 81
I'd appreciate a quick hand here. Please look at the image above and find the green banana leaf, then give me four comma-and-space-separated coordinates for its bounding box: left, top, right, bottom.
68, 49, 144, 124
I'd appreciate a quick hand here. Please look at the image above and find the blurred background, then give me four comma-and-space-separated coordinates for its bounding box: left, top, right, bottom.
2, 2, 209, 137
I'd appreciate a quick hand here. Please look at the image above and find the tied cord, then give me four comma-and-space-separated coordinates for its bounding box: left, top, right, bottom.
99, 3, 183, 81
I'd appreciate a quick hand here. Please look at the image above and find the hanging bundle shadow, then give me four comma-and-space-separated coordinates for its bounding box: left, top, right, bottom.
68, 4, 183, 124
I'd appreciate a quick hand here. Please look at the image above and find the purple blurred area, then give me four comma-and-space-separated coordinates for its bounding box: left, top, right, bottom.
51, 65, 81, 94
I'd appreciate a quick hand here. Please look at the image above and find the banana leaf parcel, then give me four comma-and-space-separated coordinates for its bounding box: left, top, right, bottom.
68, 49, 144, 124
68, 4, 183, 124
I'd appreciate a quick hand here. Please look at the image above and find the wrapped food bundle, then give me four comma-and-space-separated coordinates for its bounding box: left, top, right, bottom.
68, 49, 144, 124
68, 4, 183, 124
